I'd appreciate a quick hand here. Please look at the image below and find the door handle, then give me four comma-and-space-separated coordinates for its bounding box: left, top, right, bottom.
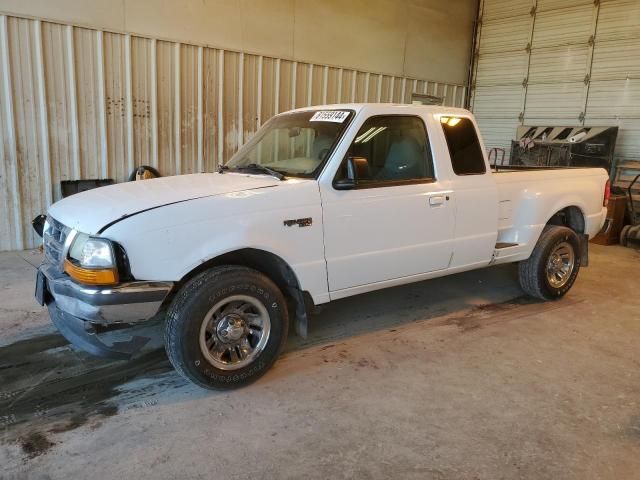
429, 195, 445, 206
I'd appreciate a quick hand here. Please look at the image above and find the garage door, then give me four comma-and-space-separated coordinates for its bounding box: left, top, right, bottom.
471, 0, 640, 162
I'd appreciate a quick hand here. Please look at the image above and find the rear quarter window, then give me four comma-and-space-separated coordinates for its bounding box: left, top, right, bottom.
440, 117, 486, 176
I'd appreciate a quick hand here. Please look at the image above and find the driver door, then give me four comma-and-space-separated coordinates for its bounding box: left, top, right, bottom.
320, 114, 455, 294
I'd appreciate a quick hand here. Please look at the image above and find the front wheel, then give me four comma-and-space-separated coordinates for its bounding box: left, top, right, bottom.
518, 226, 581, 301
165, 266, 289, 389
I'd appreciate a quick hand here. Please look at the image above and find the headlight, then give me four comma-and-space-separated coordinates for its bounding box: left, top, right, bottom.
65, 233, 119, 285
69, 234, 115, 268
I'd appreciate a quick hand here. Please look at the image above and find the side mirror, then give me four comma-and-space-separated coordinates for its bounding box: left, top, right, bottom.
334, 156, 369, 190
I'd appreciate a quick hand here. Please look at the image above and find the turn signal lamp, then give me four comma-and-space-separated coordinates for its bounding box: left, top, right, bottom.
64, 259, 119, 285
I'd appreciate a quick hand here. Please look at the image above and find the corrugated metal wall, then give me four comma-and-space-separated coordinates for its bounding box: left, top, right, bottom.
471, 0, 640, 162
0, 14, 466, 252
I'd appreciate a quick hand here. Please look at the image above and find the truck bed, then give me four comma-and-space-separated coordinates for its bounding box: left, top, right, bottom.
490, 165, 608, 264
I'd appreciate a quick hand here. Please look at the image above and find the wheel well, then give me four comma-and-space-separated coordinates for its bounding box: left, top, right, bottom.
180, 248, 301, 293
167, 249, 313, 329
546, 206, 585, 233
161, 248, 317, 338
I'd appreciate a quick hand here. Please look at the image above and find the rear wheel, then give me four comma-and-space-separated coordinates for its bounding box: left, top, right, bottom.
165, 266, 288, 389
518, 226, 581, 301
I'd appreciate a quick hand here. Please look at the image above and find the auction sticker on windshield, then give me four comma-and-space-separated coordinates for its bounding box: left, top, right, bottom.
310, 110, 350, 123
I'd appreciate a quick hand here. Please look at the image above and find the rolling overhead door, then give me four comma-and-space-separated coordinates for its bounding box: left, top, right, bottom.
471, 0, 640, 162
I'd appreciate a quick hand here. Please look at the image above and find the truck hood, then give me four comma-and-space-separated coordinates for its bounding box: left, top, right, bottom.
48, 173, 281, 234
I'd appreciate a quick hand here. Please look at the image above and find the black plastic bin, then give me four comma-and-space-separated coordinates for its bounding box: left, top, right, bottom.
61, 179, 114, 198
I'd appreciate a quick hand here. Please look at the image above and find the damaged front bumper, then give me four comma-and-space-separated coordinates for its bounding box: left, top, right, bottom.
36, 262, 173, 360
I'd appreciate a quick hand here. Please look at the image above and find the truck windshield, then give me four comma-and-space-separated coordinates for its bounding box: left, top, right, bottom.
226, 110, 354, 178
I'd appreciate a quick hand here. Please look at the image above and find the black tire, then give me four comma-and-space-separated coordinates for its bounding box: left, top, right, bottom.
620, 224, 631, 247
518, 226, 581, 301
165, 266, 289, 389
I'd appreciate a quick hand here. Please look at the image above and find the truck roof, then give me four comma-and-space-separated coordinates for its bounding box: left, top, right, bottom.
285, 103, 471, 117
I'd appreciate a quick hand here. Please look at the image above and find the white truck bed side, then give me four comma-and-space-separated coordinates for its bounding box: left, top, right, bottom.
492, 168, 608, 264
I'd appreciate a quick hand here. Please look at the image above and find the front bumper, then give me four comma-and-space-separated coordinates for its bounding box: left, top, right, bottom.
37, 262, 174, 359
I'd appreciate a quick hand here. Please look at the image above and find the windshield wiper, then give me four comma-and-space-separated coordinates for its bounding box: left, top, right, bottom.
235, 163, 286, 181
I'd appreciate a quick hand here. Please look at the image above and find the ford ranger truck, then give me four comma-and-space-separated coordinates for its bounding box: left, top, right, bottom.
35, 104, 609, 389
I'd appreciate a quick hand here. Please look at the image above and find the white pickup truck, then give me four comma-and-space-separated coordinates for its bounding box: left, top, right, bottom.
36, 104, 609, 389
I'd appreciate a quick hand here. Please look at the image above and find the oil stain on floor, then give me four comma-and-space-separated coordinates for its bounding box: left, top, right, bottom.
0, 329, 176, 458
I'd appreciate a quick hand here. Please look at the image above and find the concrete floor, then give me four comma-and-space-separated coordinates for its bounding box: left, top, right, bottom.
1, 245, 639, 479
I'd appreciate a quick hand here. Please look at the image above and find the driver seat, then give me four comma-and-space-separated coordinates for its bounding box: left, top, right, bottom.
375, 137, 424, 180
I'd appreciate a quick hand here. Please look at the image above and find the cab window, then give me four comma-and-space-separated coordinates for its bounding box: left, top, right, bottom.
440, 117, 486, 175
337, 115, 435, 186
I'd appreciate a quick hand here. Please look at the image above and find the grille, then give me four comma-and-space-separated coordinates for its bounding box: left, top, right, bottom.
43, 216, 70, 267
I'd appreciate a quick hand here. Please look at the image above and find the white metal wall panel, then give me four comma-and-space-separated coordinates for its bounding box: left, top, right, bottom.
6, 17, 49, 250
324, 67, 339, 105
586, 80, 640, 119
431, 81, 444, 100
482, 0, 533, 21
528, 45, 589, 83
537, 0, 592, 12
416, 79, 430, 98
104, 32, 130, 182
222, 51, 240, 165
472, 0, 640, 167
0, 84, 19, 250
339, 69, 356, 104
278, 60, 294, 114
475, 51, 528, 86
310, 64, 325, 106
241, 53, 259, 145
474, 116, 518, 160
202, 47, 221, 174
293, 61, 310, 109
379, 75, 391, 103
260, 57, 277, 123
131, 36, 154, 171
0, 35, 19, 250
596, 0, 640, 42
473, 85, 523, 118
479, 17, 531, 54
180, 44, 199, 175
531, 5, 593, 48
156, 40, 177, 177
353, 72, 367, 103
590, 38, 640, 81
74, 27, 103, 181
42, 22, 75, 198
0, 13, 466, 251
524, 82, 587, 120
